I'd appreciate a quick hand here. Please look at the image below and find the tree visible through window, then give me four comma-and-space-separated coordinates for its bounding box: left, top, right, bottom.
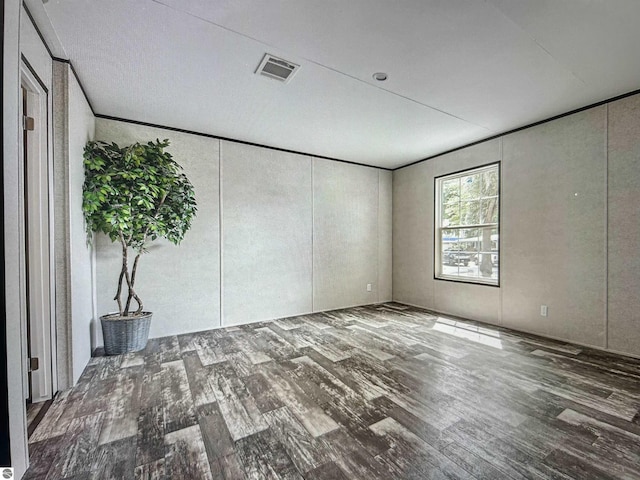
435, 163, 499, 285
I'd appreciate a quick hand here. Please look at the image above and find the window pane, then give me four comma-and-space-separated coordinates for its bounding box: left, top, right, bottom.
442, 200, 459, 227
440, 229, 459, 277
442, 178, 460, 204
442, 228, 479, 280
482, 169, 499, 196
435, 164, 499, 285
459, 228, 479, 250
441, 178, 460, 227
460, 174, 481, 201
460, 200, 480, 226
476, 226, 498, 281
441, 229, 459, 249
480, 197, 498, 224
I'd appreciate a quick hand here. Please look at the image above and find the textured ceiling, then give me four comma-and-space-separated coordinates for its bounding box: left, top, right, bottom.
39, 0, 640, 169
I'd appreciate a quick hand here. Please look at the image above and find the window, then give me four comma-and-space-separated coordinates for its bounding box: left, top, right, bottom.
435, 163, 499, 285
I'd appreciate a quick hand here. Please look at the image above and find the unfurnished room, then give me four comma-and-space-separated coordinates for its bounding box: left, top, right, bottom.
2, 1, 640, 479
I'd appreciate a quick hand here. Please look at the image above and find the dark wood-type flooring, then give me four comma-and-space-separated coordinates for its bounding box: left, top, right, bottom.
25, 303, 640, 479
27, 400, 52, 439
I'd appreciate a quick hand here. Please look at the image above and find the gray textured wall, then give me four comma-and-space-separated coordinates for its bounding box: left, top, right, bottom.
53, 60, 73, 390
54, 60, 99, 387
313, 159, 380, 311
393, 98, 640, 358
501, 108, 607, 348
67, 67, 96, 383
392, 158, 435, 308
608, 95, 640, 355
94, 119, 392, 336
378, 170, 393, 302
222, 141, 312, 325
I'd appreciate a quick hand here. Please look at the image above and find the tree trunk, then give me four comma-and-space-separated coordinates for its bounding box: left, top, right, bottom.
120, 236, 132, 316
114, 235, 130, 316
113, 268, 125, 316
124, 253, 143, 315
480, 196, 497, 278
480, 227, 493, 277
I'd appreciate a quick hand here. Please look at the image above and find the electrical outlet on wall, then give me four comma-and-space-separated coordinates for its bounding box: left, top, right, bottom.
540, 305, 548, 317
367, 283, 372, 292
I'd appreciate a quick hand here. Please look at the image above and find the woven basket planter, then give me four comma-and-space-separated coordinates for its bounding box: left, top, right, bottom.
101, 312, 152, 355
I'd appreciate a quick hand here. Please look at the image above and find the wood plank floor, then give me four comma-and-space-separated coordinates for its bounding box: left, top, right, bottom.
27, 400, 52, 438
25, 303, 640, 479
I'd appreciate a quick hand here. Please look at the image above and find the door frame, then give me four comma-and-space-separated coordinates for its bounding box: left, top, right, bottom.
20, 58, 57, 403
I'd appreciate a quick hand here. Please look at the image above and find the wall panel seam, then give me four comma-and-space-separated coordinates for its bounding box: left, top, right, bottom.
311, 158, 315, 312
604, 104, 609, 350
377, 171, 380, 303
219, 140, 223, 327
499, 136, 504, 327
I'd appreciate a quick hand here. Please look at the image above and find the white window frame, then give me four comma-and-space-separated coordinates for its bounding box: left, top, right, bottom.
434, 163, 500, 286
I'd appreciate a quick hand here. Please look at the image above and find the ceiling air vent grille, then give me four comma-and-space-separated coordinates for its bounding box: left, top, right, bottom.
256, 54, 300, 83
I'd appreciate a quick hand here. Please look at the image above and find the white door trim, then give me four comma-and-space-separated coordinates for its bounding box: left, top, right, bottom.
20, 60, 56, 402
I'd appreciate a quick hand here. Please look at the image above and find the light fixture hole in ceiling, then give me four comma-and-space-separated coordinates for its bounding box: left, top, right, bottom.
373, 72, 388, 81
256, 53, 300, 83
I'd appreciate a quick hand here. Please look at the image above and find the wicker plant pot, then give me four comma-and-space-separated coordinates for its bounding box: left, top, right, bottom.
101, 312, 152, 355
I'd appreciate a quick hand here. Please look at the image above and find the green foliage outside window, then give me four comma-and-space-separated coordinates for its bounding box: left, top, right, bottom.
438, 165, 499, 282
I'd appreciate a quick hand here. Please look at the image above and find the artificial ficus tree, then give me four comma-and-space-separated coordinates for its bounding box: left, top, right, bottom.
82, 139, 197, 317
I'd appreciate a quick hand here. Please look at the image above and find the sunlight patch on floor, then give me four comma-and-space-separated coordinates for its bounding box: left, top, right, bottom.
433, 317, 503, 349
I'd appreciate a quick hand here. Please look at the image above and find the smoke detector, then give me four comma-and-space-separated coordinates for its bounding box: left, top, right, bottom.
256, 54, 300, 83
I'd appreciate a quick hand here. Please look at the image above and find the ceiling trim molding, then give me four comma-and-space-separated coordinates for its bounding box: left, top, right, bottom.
93, 114, 392, 171
395, 86, 640, 171
22, 2, 96, 115
22, 2, 94, 116
23, 1, 390, 171
50, 57, 96, 115
25, 0, 640, 172
22, 1, 52, 57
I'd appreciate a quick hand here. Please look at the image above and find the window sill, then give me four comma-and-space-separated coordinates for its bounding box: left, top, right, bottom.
434, 275, 500, 288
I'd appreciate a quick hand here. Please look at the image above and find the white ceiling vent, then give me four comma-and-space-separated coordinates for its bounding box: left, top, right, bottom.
256, 54, 300, 83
